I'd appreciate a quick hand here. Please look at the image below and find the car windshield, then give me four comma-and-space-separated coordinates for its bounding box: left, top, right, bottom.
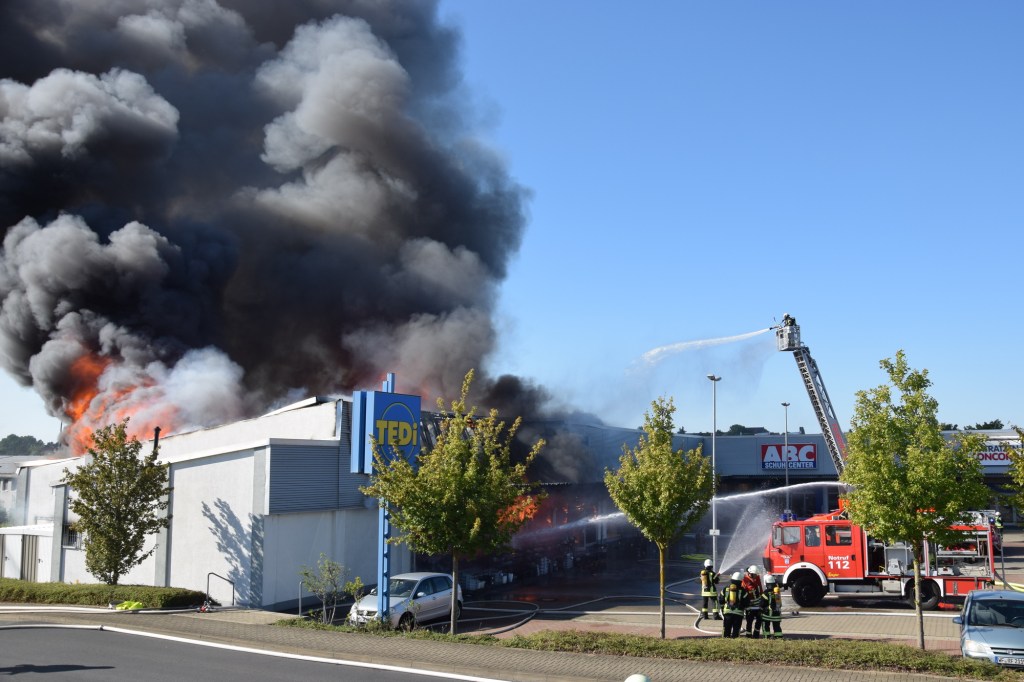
389, 578, 418, 598
969, 600, 1024, 627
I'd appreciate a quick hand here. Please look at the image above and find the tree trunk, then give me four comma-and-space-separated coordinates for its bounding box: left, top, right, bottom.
913, 552, 925, 650
451, 554, 459, 636
658, 544, 666, 639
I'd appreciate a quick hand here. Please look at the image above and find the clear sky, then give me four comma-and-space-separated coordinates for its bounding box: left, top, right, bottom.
1, 1, 1021, 443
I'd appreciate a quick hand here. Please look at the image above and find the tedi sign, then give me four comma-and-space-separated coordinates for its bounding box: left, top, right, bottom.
761, 443, 818, 470
350, 387, 422, 475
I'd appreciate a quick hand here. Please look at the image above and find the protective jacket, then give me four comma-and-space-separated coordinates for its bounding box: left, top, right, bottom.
741, 574, 763, 611
760, 586, 783, 621
700, 567, 720, 597
721, 581, 746, 616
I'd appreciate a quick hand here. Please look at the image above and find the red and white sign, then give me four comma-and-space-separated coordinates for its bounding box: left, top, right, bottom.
761, 443, 817, 470
972, 442, 1014, 467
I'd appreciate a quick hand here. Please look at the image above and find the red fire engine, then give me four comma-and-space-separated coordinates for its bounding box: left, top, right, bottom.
762, 317, 997, 609
764, 503, 996, 609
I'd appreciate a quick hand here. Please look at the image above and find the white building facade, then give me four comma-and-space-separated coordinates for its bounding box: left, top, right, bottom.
1, 397, 410, 609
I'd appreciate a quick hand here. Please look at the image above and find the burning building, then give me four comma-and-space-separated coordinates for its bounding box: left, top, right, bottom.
1, 396, 846, 604
0, 0, 535, 453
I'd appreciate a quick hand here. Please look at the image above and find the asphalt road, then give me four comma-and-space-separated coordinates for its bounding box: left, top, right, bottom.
0, 625, 511, 682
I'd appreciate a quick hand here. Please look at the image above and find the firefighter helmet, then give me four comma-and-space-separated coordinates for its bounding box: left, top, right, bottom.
704, 559, 712, 568
765, 574, 776, 584
731, 571, 742, 581
747, 565, 758, 574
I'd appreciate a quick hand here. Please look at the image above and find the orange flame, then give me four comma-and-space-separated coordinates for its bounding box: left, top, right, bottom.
61, 352, 180, 455
500, 494, 541, 525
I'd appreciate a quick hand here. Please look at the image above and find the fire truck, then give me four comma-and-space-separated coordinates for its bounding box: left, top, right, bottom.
762, 317, 997, 609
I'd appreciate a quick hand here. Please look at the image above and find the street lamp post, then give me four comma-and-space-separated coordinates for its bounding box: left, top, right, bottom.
707, 374, 721, 569
782, 402, 791, 520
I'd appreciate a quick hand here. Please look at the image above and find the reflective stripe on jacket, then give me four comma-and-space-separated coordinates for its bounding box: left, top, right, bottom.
700, 568, 719, 597
760, 587, 783, 621
722, 584, 745, 615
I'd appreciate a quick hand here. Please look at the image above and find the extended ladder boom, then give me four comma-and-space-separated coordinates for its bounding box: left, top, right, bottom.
775, 320, 847, 474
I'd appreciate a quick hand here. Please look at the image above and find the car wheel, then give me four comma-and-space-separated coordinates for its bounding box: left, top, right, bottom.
398, 612, 415, 631
453, 601, 462, 621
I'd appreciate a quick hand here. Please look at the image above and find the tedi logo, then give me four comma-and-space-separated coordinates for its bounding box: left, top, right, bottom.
351, 390, 422, 475
761, 443, 817, 470
376, 402, 419, 448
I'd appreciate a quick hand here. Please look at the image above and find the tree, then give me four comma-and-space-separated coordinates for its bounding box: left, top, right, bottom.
1002, 426, 1024, 511
299, 552, 364, 624
968, 420, 1004, 431
604, 396, 713, 639
0, 434, 57, 457
360, 370, 546, 635
841, 351, 989, 650
62, 419, 170, 585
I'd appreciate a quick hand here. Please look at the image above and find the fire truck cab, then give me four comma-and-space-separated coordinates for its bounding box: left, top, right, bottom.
763, 507, 997, 609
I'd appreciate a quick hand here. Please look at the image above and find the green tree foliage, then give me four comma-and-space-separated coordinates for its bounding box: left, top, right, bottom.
968, 420, 1005, 430
1002, 426, 1024, 511
299, 552, 364, 624
361, 370, 546, 635
62, 420, 170, 585
604, 396, 712, 639
842, 351, 989, 650
0, 434, 57, 457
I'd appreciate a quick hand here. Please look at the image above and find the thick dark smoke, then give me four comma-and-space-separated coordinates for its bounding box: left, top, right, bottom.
0, 0, 538, 445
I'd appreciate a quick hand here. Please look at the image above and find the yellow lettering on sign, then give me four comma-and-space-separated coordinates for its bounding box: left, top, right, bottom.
375, 420, 418, 446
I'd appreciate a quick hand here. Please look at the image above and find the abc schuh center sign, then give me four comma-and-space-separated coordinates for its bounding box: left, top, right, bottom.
350, 390, 421, 475
761, 443, 818, 470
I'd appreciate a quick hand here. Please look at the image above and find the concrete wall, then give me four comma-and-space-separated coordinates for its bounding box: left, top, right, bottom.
260, 507, 407, 610
20, 457, 77, 525
167, 447, 257, 605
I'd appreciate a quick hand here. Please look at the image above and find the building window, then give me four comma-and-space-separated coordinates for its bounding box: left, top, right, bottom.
62, 524, 82, 550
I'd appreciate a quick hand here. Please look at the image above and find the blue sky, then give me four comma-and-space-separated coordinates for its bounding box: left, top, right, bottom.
2, 1, 1021, 442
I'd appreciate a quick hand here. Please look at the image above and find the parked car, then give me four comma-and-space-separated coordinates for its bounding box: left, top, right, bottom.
347, 572, 462, 630
954, 589, 1024, 666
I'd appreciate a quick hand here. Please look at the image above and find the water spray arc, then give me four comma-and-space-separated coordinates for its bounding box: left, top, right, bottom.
641, 328, 772, 366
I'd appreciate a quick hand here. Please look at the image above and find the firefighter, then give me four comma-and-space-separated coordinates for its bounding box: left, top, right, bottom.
760, 574, 783, 639
695, 558, 721, 626
720, 571, 746, 638
741, 565, 763, 638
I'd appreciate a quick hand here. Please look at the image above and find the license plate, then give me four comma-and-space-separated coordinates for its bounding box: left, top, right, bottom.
997, 657, 1024, 666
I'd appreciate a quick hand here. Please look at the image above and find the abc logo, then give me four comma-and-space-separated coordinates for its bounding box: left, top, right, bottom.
761, 444, 816, 469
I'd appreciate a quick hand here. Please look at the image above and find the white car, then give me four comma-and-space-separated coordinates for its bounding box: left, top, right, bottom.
348, 572, 462, 629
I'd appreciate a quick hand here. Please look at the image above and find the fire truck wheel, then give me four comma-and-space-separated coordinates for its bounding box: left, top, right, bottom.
908, 580, 940, 610
790, 575, 826, 607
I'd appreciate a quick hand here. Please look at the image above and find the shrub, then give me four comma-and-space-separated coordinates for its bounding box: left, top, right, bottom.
0, 578, 207, 608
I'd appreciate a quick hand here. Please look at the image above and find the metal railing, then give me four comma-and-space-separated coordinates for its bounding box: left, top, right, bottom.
206, 572, 236, 607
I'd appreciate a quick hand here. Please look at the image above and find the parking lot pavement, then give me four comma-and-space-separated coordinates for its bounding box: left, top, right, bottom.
455, 528, 1024, 655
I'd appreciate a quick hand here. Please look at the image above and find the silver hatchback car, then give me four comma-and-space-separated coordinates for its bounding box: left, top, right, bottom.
347, 572, 462, 629
954, 589, 1024, 666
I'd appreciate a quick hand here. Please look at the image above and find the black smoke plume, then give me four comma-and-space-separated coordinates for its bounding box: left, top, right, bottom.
0, 0, 537, 447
